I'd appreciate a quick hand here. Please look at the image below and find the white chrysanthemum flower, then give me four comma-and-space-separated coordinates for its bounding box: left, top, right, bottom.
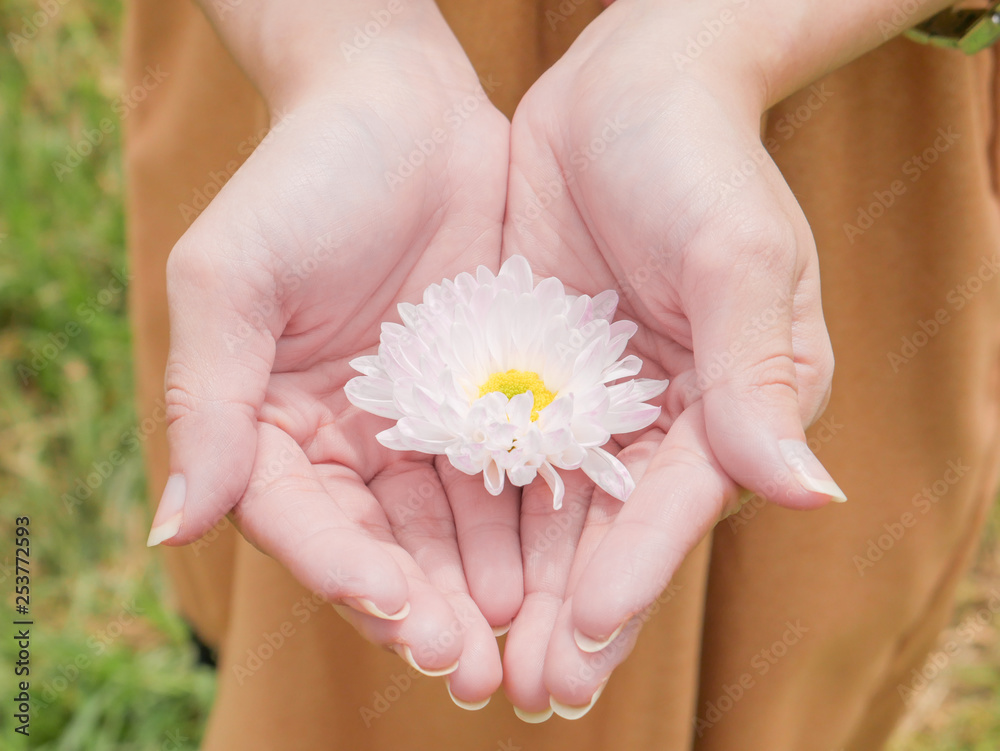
345, 255, 667, 509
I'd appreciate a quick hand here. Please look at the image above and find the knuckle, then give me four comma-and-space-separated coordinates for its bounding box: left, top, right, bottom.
729, 352, 799, 402
801, 347, 835, 396
724, 214, 798, 278
163, 372, 200, 429
166, 239, 222, 291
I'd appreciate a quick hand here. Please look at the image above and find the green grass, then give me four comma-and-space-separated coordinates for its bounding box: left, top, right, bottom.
887, 512, 1000, 751
1, 1, 999, 749
0, 1, 215, 748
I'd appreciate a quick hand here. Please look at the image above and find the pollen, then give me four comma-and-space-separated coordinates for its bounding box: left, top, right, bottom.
479, 369, 556, 421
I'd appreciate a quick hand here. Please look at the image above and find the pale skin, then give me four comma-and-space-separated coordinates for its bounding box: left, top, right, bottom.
148, 0, 955, 716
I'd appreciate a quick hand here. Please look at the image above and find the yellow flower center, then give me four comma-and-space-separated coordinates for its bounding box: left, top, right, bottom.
479, 369, 556, 421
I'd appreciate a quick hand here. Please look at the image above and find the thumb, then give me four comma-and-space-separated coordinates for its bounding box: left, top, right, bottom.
689, 230, 843, 510
147, 241, 280, 546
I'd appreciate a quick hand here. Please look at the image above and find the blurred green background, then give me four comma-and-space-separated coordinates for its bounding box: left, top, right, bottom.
0, 0, 214, 748
0, 0, 998, 748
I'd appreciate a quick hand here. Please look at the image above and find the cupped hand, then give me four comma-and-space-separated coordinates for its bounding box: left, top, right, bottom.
500, 0, 843, 717
151, 21, 518, 703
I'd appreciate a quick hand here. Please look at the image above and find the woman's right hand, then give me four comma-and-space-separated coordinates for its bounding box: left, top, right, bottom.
150, 1, 519, 706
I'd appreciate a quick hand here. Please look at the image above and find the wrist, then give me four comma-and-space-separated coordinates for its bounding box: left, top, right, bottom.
572, 0, 773, 119
199, 0, 474, 114
625, 0, 955, 108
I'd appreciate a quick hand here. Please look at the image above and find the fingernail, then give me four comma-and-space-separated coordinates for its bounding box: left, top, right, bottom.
446, 679, 490, 711
513, 705, 553, 723
778, 440, 847, 502
550, 679, 608, 720
347, 598, 411, 621
492, 622, 511, 637
574, 622, 624, 653
393, 644, 459, 677
146, 474, 186, 547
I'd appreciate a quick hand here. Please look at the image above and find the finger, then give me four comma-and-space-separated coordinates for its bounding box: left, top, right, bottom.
543, 598, 643, 717
567, 404, 735, 665
537, 439, 660, 712
687, 210, 843, 509
373, 462, 500, 702
437, 457, 523, 630
502, 471, 591, 722
234, 428, 466, 671
530, 447, 641, 716
149, 237, 282, 546
231, 423, 411, 620
789, 269, 835, 426
443, 596, 504, 710
327, 574, 466, 677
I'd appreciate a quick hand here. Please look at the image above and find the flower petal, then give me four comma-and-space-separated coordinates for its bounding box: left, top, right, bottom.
508, 462, 539, 486
590, 289, 619, 322
537, 462, 566, 510
345, 376, 402, 419
499, 254, 534, 294
506, 391, 534, 426
348, 355, 384, 377
601, 355, 642, 383
483, 458, 505, 495
607, 378, 669, 405
604, 404, 662, 435
581, 446, 635, 501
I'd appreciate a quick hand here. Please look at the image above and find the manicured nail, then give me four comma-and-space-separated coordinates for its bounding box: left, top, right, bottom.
492, 622, 511, 637
393, 644, 459, 677
513, 705, 553, 723
550, 679, 608, 720
446, 679, 490, 711
347, 598, 410, 621
778, 440, 847, 502
574, 622, 624, 653
146, 474, 186, 547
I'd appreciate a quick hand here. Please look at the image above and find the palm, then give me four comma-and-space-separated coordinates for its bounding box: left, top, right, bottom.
499, 5, 832, 713
165, 62, 519, 700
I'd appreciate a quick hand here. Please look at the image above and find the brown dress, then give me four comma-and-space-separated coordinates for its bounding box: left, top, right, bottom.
123, 1, 1000, 748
